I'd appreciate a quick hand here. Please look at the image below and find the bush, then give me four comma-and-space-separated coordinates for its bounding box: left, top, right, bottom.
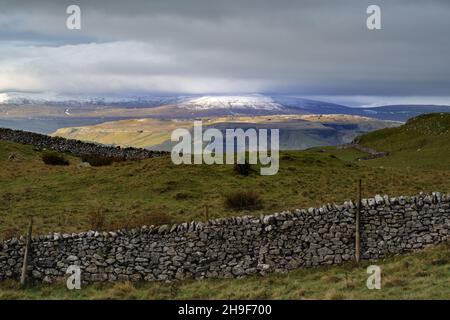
224, 191, 262, 210
42, 152, 69, 166
174, 192, 192, 200
81, 155, 115, 167
234, 161, 252, 176
280, 154, 294, 161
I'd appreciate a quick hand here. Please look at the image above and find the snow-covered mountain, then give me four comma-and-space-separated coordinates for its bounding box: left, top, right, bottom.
0, 92, 186, 107
0, 92, 341, 110
178, 95, 284, 111
0, 92, 358, 113
0, 92, 355, 117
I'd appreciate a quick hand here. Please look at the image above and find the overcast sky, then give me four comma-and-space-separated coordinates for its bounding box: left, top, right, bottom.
1, 0, 450, 104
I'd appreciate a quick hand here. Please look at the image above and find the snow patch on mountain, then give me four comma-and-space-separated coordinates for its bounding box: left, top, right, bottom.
178, 95, 284, 111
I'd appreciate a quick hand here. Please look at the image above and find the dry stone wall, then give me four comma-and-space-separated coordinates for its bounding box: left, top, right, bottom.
0, 127, 167, 160
0, 192, 448, 284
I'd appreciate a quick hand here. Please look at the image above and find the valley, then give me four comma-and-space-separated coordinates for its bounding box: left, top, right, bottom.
51, 114, 400, 150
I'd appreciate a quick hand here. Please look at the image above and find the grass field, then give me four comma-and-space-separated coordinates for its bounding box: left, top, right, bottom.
1, 140, 450, 239
0, 113, 449, 299
0, 243, 448, 300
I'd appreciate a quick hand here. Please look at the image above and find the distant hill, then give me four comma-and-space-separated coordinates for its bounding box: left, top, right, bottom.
359, 105, 450, 121
108, 95, 361, 119
355, 113, 450, 169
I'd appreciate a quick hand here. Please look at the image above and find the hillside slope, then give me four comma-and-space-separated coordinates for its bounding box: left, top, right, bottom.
355, 113, 450, 169
1, 128, 450, 238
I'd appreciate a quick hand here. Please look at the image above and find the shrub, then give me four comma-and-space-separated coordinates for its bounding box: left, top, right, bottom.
233, 161, 252, 176
174, 192, 192, 200
224, 191, 262, 210
280, 154, 294, 161
81, 155, 115, 167
42, 152, 69, 166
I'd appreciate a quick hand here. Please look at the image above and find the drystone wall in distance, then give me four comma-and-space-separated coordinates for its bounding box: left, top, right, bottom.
0, 127, 167, 160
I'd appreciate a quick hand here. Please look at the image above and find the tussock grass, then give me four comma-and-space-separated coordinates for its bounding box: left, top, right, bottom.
224, 191, 262, 210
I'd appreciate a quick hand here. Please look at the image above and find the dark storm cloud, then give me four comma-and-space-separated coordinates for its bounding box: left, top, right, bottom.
0, 0, 449, 96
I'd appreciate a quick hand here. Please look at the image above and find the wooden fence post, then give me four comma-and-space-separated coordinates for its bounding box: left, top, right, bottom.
355, 179, 362, 264
20, 219, 33, 288
204, 205, 209, 221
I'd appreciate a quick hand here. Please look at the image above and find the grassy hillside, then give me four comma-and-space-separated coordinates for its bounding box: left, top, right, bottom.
1, 243, 448, 300
1, 138, 450, 239
356, 113, 450, 169
52, 118, 188, 148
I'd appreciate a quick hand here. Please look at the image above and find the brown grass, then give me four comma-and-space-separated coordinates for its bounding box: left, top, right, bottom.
109, 211, 174, 230
87, 208, 107, 230
224, 191, 263, 210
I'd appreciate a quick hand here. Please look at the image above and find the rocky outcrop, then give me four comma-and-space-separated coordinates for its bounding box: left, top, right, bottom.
0, 192, 448, 284
0, 127, 168, 160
